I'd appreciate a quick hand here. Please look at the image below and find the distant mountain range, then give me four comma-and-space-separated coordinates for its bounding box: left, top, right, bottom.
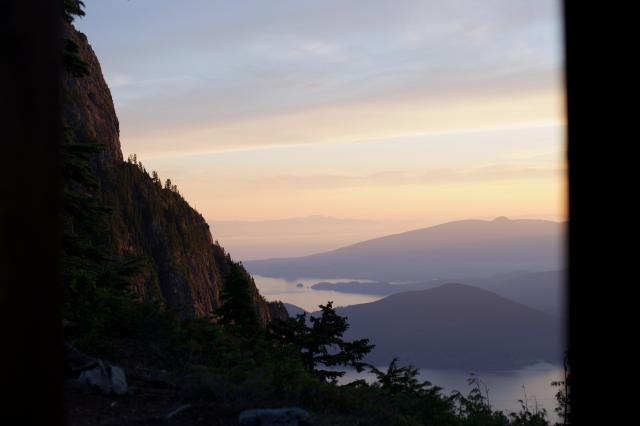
464, 270, 565, 317
311, 270, 565, 317
334, 283, 563, 370
245, 217, 565, 282
209, 215, 433, 260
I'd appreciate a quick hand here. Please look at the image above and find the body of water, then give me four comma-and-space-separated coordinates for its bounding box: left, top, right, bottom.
254, 275, 564, 423
253, 275, 383, 311
338, 362, 563, 423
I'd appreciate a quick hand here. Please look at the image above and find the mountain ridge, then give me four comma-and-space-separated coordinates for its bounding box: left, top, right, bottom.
260, 218, 563, 261
333, 283, 562, 370
310, 269, 565, 317
245, 217, 564, 281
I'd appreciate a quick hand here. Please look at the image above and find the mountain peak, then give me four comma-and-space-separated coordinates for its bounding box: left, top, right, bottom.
491, 216, 510, 222
245, 216, 563, 282
337, 282, 562, 369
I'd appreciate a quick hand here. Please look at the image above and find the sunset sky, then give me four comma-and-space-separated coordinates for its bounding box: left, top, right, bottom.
77, 0, 566, 258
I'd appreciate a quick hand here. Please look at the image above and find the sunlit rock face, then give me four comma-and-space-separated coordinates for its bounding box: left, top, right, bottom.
62, 22, 122, 168
61, 22, 285, 324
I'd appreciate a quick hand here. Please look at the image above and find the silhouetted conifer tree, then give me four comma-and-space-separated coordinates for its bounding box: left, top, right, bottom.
370, 357, 431, 396
62, 1, 89, 77
215, 261, 260, 335
551, 352, 570, 425
268, 301, 374, 383
63, 0, 85, 23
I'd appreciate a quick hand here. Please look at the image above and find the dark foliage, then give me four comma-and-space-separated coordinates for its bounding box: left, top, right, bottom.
551, 352, 570, 425
370, 357, 432, 396
63, 0, 85, 23
62, 1, 89, 77
215, 259, 261, 335
60, 127, 147, 349
450, 375, 512, 426
268, 301, 374, 383
62, 38, 89, 78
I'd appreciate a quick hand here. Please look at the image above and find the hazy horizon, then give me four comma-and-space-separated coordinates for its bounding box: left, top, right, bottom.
211, 214, 566, 260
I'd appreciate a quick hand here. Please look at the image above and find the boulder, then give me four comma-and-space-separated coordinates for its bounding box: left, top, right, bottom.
64, 342, 128, 396
239, 407, 312, 426
75, 360, 128, 395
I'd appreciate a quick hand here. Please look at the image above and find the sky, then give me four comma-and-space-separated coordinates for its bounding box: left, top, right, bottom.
76, 0, 566, 259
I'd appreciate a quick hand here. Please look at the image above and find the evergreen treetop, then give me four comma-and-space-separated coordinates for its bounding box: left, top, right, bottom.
268, 301, 374, 383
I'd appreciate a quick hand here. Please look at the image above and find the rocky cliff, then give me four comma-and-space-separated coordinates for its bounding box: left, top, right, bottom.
61, 22, 287, 324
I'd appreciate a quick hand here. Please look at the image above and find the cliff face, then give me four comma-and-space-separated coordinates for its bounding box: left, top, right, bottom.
61, 23, 287, 323
62, 24, 122, 168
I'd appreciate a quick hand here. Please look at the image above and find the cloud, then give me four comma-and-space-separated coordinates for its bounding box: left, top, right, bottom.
79, 0, 563, 154
226, 164, 564, 191
121, 88, 563, 159
77, 1, 566, 225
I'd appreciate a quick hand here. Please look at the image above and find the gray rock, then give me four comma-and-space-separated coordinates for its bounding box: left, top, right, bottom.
239, 407, 312, 426
165, 404, 192, 419
75, 360, 128, 396
64, 342, 129, 396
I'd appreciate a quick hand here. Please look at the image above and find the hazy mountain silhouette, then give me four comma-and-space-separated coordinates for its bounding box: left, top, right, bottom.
245, 218, 565, 282
311, 270, 564, 317
466, 270, 565, 317
331, 283, 562, 370
311, 280, 413, 295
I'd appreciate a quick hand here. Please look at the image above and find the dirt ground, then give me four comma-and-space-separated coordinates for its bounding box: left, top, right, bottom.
64, 371, 238, 426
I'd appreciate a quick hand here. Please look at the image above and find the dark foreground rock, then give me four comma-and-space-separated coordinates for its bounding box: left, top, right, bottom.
239, 408, 312, 426
73, 360, 128, 396
65, 343, 128, 396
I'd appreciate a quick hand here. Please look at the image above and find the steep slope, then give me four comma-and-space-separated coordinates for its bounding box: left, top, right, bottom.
245, 217, 565, 282
335, 283, 563, 370
61, 23, 286, 323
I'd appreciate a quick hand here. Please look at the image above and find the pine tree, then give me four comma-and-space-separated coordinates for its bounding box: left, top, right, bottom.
551, 352, 570, 425
214, 261, 260, 335
370, 357, 431, 396
268, 301, 374, 383
60, 129, 142, 343
60, 12, 144, 346
61, 1, 89, 77
63, 0, 85, 23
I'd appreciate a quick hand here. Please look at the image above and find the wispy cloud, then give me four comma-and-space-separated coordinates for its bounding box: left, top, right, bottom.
79, 0, 563, 154
227, 164, 563, 190
77, 1, 565, 225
